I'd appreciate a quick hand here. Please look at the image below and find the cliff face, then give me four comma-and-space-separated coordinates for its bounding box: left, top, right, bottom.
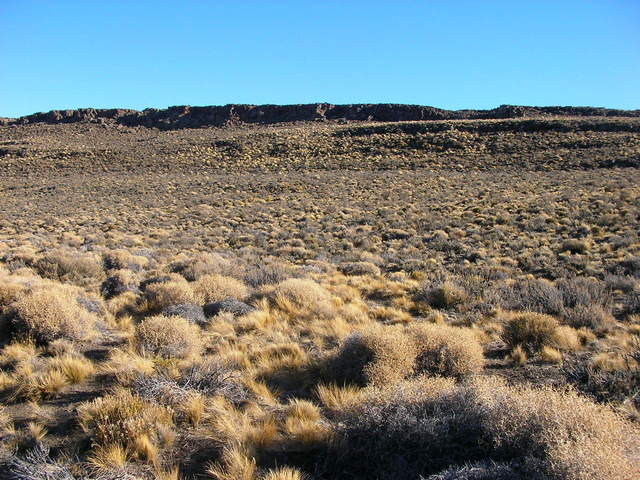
3, 103, 639, 129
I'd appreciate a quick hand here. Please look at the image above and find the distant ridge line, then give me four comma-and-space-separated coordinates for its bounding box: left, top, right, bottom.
3, 103, 639, 129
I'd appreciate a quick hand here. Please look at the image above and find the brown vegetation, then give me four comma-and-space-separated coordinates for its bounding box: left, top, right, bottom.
1, 115, 639, 478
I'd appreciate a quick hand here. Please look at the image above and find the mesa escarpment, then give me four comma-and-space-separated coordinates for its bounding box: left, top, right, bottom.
1, 114, 639, 175
2, 103, 639, 129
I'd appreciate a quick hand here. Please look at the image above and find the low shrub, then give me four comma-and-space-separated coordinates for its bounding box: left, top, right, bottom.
203, 299, 255, 318
134, 315, 203, 359
424, 460, 529, 480
331, 327, 416, 386
8, 285, 97, 345
604, 275, 636, 293
499, 278, 565, 316
132, 361, 249, 409
3, 444, 76, 480
338, 261, 381, 276
179, 360, 249, 404
244, 262, 297, 288
34, 249, 103, 285
624, 291, 640, 316
103, 249, 148, 272
100, 269, 140, 299
144, 280, 196, 311
330, 376, 640, 480
418, 281, 468, 309
501, 312, 559, 354
132, 372, 193, 409
555, 277, 612, 310
609, 257, 640, 278
564, 338, 640, 405
271, 278, 335, 318
407, 324, 484, 379
561, 239, 589, 254
193, 274, 248, 304
564, 304, 614, 331
170, 252, 244, 281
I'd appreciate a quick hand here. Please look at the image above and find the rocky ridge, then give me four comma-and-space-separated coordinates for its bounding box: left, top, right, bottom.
2, 103, 639, 130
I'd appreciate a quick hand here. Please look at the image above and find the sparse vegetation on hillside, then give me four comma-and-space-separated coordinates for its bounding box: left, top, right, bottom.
0, 116, 639, 478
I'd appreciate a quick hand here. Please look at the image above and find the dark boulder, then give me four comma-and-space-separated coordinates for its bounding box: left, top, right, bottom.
203, 299, 255, 318
100, 274, 140, 299
162, 303, 207, 325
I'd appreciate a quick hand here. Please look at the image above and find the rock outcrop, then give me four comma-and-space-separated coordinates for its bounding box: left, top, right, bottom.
5, 104, 639, 130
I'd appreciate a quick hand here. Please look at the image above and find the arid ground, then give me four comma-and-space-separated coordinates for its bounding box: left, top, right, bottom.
0, 110, 639, 479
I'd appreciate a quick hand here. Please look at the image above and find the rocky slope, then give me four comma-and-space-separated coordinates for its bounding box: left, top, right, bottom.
3, 103, 639, 130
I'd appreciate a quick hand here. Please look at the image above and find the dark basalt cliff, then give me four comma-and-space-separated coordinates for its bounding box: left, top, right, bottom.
3, 103, 639, 129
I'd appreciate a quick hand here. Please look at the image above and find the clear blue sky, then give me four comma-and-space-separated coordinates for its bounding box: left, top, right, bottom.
1, 1, 639, 117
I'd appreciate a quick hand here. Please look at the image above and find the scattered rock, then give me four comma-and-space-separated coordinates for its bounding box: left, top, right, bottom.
203, 299, 255, 318
162, 303, 207, 325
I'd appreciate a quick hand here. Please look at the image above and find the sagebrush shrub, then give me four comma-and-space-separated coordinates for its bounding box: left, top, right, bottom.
407, 323, 484, 379
331, 376, 640, 480
203, 299, 254, 318
100, 269, 140, 299
502, 312, 559, 354
244, 262, 297, 288
193, 274, 248, 303
170, 252, 244, 281
609, 257, 640, 278
4, 444, 75, 480
561, 239, 589, 254
418, 281, 468, 309
604, 274, 636, 293
9, 285, 97, 345
564, 304, 614, 331
34, 250, 103, 285
144, 280, 196, 310
556, 277, 612, 310
103, 249, 148, 272
331, 327, 416, 386
338, 261, 381, 276
179, 360, 249, 404
271, 278, 335, 318
499, 278, 564, 316
624, 291, 640, 316
134, 315, 203, 359
424, 460, 529, 480
162, 303, 207, 325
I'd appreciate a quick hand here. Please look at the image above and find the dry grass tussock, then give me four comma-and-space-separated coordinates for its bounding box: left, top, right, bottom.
77, 387, 174, 449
